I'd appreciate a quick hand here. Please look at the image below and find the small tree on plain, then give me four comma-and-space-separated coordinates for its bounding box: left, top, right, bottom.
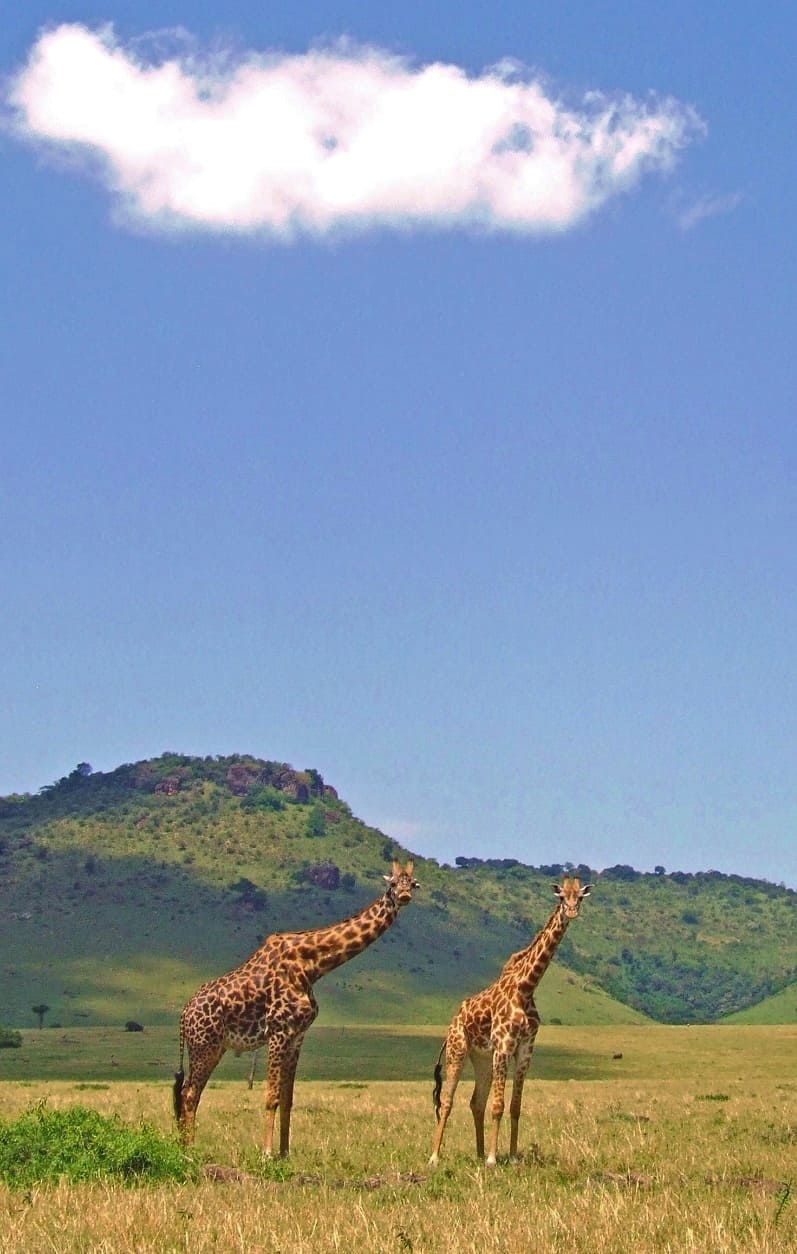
32, 1004, 50, 1029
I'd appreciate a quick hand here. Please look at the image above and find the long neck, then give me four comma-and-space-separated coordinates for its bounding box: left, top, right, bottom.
297, 891, 399, 984
508, 902, 570, 993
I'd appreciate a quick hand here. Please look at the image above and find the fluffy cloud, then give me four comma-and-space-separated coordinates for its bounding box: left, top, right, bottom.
8, 24, 701, 238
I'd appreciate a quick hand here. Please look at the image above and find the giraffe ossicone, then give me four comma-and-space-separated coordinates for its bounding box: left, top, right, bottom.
173, 859, 419, 1155
429, 875, 591, 1168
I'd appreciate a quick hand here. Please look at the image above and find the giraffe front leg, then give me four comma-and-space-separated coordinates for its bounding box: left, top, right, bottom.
278, 1037, 304, 1158
509, 1034, 535, 1161
263, 1035, 285, 1157
469, 1050, 493, 1160
486, 1052, 510, 1167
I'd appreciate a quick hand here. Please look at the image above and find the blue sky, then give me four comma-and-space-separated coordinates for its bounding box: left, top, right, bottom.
2, 3, 795, 885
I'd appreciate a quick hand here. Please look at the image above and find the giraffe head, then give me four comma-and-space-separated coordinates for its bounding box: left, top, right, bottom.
552, 876, 592, 920
383, 859, 419, 908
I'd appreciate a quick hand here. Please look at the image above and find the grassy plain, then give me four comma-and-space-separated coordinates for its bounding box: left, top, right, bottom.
1, 1025, 795, 1252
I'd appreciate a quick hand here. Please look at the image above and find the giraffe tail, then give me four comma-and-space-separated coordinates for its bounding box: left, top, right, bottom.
173, 1014, 186, 1124
432, 1040, 446, 1121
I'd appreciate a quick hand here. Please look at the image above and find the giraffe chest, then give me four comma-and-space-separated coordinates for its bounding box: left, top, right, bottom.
463, 991, 538, 1054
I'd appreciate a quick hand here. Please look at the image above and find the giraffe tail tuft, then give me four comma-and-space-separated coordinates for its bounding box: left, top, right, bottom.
432, 1040, 446, 1121
173, 1068, 185, 1123
173, 1011, 186, 1124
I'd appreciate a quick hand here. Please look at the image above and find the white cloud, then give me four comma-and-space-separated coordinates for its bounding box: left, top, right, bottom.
676, 191, 743, 231
7, 23, 702, 239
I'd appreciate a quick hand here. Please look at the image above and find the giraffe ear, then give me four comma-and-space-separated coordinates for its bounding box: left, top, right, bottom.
552, 882, 563, 895
383, 874, 393, 883
580, 884, 592, 896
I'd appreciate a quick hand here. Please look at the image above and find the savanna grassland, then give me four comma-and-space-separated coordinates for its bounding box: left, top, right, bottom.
2, 757, 796, 1249
1, 1025, 795, 1253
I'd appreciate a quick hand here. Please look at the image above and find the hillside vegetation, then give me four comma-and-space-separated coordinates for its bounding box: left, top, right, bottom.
1, 755, 795, 1028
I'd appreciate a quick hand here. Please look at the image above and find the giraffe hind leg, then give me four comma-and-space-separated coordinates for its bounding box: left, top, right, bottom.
429, 1035, 467, 1168
177, 1044, 225, 1146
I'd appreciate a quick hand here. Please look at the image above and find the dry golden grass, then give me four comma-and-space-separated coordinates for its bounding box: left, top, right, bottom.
1, 1026, 795, 1252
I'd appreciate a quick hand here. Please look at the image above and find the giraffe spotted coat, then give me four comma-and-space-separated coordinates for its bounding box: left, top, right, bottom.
174, 861, 419, 1156
430, 876, 591, 1167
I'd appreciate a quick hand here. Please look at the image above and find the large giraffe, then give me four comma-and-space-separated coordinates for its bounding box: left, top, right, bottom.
429, 876, 591, 1167
174, 860, 419, 1155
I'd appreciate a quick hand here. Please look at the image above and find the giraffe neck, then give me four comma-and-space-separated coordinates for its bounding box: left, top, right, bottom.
507, 902, 571, 994
294, 891, 400, 984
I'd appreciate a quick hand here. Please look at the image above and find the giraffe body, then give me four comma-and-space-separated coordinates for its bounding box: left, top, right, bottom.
174, 861, 418, 1155
429, 876, 591, 1167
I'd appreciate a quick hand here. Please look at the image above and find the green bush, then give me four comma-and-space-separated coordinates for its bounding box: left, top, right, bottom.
304, 805, 327, 838
0, 1102, 195, 1188
0, 1026, 22, 1049
240, 785, 285, 812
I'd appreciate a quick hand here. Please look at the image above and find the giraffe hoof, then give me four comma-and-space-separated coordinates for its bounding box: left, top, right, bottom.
428, 1154, 439, 1169
485, 1157, 497, 1168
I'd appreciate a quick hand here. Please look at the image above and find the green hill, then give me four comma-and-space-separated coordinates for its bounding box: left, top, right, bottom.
1, 755, 794, 1029
719, 980, 797, 1024
443, 857, 797, 1023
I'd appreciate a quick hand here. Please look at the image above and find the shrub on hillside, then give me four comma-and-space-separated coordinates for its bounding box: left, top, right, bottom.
229, 877, 268, 910
298, 861, 341, 889
240, 785, 286, 812
0, 1103, 194, 1188
0, 1026, 22, 1049
304, 805, 327, 838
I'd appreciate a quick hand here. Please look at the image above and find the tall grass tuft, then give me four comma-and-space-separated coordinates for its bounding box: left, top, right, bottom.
0, 1101, 195, 1189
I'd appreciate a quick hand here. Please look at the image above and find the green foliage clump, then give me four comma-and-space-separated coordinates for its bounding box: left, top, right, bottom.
253, 1154, 294, 1182
0, 1025, 22, 1048
229, 877, 268, 910
240, 785, 286, 812
304, 805, 327, 838
0, 1102, 194, 1189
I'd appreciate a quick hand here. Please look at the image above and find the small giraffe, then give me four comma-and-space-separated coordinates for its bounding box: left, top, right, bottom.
429, 876, 591, 1168
174, 860, 419, 1155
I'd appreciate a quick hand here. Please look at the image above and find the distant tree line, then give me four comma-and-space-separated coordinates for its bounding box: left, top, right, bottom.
452, 857, 794, 895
